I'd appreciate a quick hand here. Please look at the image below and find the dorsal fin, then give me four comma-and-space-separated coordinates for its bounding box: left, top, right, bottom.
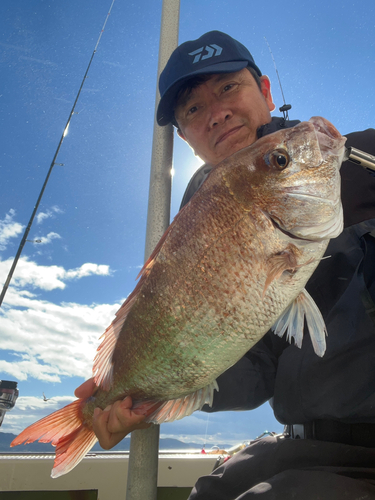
93, 294, 138, 390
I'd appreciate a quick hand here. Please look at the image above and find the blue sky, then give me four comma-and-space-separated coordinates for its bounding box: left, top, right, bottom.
0, 0, 374, 447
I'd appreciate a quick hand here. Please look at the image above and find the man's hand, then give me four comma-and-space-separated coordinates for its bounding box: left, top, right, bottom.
74, 378, 151, 449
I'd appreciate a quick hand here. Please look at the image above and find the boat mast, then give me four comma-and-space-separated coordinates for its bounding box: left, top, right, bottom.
125, 1, 180, 499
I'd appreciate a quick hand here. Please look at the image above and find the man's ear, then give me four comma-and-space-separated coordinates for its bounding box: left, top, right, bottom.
260, 75, 276, 112
177, 128, 187, 141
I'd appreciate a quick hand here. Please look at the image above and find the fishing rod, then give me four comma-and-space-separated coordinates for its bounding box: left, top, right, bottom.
264, 37, 292, 121
0, 0, 116, 308
264, 37, 375, 172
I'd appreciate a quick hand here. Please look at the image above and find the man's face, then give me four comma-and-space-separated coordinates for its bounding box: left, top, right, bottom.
175, 69, 275, 166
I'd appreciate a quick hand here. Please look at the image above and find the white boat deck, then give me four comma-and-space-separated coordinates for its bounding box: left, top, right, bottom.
0, 451, 219, 499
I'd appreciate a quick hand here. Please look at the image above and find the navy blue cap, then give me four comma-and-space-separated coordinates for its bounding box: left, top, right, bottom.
157, 31, 262, 126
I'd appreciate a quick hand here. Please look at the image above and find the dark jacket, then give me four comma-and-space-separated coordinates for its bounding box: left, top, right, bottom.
180, 117, 375, 424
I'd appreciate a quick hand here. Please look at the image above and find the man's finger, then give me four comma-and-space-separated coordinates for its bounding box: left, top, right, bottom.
92, 406, 128, 449
92, 399, 152, 449
106, 399, 143, 434
74, 378, 96, 398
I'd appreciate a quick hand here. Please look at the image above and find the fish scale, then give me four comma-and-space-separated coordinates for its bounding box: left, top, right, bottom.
11, 117, 346, 477
112, 203, 322, 399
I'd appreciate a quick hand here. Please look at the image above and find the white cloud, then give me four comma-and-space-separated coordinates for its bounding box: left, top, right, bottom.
0, 257, 111, 291
0, 211, 121, 388
64, 263, 111, 280
36, 206, 64, 225
34, 232, 62, 245
0, 292, 122, 383
0, 358, 62, 383
0, 209, 24, 251
4, 395, 76, 435
0, 207, 119, 388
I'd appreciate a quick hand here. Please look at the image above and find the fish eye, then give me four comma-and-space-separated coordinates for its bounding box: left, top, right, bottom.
269, 149, 290, 170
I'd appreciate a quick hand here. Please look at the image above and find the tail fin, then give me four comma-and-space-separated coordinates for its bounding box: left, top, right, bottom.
11, 399, 98, 478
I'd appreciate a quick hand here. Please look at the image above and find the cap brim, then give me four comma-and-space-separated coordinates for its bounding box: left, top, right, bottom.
157, 60, 250, 126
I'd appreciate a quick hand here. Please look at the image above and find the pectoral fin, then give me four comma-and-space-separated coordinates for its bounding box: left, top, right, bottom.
263, 246, 299, 298
272, 288, 326, 357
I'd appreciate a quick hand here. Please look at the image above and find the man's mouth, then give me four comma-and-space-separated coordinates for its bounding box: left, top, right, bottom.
215, 125, 244, 145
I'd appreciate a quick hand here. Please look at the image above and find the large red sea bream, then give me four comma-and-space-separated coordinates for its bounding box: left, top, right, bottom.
12, 117, 346, 477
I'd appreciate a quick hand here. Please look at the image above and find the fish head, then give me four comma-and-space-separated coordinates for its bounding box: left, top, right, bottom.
222, 116, 346, 241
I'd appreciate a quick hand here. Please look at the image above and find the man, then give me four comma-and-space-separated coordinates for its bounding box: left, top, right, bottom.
76, 31, 375, 498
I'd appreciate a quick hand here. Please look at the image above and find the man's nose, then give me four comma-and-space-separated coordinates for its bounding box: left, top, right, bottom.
208, 101, 233, 128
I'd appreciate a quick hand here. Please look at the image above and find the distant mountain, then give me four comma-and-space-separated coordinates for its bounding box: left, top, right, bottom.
0, 432, 231, 453
0, 432, 55, 453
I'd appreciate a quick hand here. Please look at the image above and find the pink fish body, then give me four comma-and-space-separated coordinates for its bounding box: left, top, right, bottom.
11, 117, 346, 477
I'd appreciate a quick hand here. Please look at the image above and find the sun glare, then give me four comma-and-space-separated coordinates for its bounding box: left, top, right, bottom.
63, 122, 70, 137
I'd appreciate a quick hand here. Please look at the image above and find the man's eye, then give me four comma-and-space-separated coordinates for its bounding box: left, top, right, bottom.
223, 83, 235, 93
187, 106, 198, 115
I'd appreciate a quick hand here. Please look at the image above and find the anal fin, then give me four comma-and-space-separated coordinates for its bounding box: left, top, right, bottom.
133, 380, 219, 424
272, 288, 326, 357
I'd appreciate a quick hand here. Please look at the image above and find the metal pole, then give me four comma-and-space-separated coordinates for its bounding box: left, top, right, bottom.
125, 1, 180, 499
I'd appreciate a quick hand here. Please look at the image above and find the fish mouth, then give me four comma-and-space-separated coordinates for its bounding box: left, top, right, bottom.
309, 116, 346, 161
310, 116, 342, 140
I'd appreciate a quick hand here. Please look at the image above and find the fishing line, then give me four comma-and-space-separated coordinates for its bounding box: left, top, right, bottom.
264, 37, 292, 121
203, 413, 210, 450
0, 0, 116, 308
